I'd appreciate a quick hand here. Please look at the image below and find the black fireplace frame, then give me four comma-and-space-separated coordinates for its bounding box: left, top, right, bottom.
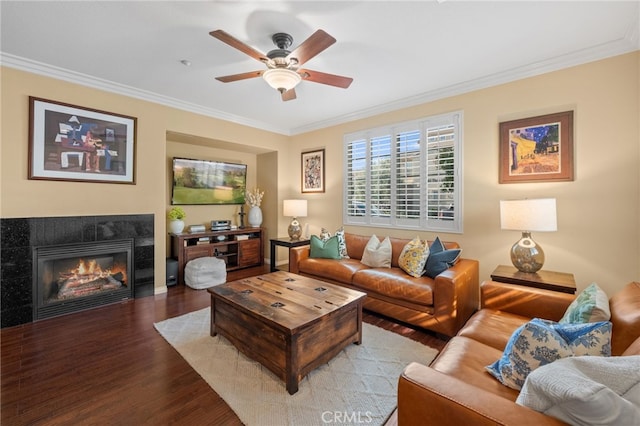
33, 239, 134, 321
1, 214, 155, 328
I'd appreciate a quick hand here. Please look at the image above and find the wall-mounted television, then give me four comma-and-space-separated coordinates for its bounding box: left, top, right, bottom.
171, 157, 247, 205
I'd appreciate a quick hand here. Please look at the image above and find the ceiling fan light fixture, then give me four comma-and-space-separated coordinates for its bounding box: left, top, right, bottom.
262, 68, 301, 93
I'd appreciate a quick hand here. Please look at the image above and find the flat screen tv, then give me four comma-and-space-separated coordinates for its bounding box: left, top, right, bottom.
171, 157, 247, 205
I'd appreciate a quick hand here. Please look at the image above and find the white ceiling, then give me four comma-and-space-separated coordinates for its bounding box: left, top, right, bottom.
1, 1, 638, 136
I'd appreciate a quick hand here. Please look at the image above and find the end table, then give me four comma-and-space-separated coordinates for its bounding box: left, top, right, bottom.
490, 265, 576, 294
270, 237, 311, 272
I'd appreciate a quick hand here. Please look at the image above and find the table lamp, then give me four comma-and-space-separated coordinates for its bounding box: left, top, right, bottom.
283, 199, 307, 240
500, 198, 557, 273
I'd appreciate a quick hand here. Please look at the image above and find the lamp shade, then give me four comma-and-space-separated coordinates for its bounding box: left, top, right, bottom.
283, 199, 307, 218
500, 198, 557, 232
263, 68, 301, 93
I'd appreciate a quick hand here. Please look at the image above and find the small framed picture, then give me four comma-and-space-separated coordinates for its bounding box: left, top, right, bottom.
301, 149, 325, 193
499, 111, 574, 183
29, 97, 136, 184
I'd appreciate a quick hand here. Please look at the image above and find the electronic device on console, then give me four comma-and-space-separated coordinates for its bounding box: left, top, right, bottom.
211, 220, 231, 231
188, 224, 206, 233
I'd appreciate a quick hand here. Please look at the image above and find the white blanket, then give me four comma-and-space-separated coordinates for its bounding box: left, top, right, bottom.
516, 356, 640, 426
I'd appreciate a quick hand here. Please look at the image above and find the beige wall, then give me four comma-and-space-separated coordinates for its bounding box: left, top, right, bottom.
0, 67, 288, 294
2, 52, 639, 298
288, 52, 640, 296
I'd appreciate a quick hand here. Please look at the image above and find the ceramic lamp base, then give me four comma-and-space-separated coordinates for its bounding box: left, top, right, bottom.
510, 231, 545, 273
288, 217, 302, 240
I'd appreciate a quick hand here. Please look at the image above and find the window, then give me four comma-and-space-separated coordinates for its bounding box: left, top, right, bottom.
343, 111, 463, 233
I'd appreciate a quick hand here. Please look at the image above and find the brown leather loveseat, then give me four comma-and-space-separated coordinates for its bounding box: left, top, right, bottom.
289, 232, 479, 337
397, 280, 640, 425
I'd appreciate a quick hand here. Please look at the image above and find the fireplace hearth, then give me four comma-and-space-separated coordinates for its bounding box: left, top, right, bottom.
33, 239, 134, 320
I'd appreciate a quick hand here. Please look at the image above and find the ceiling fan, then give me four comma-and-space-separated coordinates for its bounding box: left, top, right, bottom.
210, 29, 353, 101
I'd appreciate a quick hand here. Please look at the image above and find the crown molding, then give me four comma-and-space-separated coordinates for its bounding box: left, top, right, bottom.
2, 21, 637, 138
290, 29, 639, 135
0, 53, 290, 135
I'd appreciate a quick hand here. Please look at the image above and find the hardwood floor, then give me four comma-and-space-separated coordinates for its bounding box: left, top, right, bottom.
1, 265, 447, 425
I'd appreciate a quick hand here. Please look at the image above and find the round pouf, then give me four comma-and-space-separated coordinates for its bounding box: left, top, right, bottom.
184, 257, 227, 290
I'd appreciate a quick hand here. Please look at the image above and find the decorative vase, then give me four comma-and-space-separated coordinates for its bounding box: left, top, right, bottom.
169, 219, 185, 234
248, 206, 263, 227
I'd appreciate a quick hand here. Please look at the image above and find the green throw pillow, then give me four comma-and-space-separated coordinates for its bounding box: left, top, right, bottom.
309, 235, 341, 259
560, 282, 611, 324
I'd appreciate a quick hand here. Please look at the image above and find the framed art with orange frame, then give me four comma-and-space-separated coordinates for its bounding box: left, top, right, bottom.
499, 111, 573, 183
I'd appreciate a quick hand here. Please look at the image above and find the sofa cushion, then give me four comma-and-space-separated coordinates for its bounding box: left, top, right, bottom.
361, 235, 392, 268
298, 258, 368, 285
560, 282, 610, 324
424, 236, 461, 278
352, 268, 434, 306
398, 236, 430, 278
458, 309, 531, 351
430, 336, 521, 401
309, 235, 341, 259
516, 356, 640, 425
486, 319, 612, 390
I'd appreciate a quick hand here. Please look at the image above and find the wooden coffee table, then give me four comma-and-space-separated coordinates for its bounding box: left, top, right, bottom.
208, 271, 366, 394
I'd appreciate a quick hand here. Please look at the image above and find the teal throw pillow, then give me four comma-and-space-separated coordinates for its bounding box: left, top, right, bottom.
319, 227, 349, 259
485, 318, 612, 390
309, 235, 341, 259
559, 282, 610, 324
423, 236, 461, 278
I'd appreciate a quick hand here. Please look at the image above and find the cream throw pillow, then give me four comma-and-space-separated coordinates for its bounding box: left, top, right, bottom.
360, 235, 392, 268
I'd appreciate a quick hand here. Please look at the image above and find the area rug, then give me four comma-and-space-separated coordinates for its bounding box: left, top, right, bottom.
154, 308, 438, 426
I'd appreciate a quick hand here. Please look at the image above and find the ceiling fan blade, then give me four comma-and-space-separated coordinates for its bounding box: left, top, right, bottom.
281, 88, 297, 101
286, 30, 336, 66
215, 70, 264, 83
299, 69, 353, 89
210, 30, 269, 63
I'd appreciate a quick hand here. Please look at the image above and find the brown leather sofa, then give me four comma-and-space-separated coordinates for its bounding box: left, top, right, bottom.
289, 232, 479, 337
397, 280, 640, 425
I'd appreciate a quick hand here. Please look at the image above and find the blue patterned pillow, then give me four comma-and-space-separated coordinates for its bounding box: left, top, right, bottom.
423, 236, 461, 278
486, 319, 612, 390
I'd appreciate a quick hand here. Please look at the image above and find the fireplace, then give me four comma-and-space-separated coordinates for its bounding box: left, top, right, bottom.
33, 239, 134, 320
1, 214, 154, 328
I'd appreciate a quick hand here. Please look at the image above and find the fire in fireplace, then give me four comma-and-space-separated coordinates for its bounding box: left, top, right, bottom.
53, 256, 127, 300
33, 239, 134, 320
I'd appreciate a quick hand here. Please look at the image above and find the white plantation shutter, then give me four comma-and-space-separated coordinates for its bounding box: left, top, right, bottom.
395, 128, 421, 222
344, 111, 462, 233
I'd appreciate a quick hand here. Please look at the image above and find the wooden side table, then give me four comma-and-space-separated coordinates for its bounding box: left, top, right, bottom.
270, 237, 310, 272
490, 264, 577, 294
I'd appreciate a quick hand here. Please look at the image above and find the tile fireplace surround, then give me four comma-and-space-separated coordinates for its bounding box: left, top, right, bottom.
0, 214, 154, 328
